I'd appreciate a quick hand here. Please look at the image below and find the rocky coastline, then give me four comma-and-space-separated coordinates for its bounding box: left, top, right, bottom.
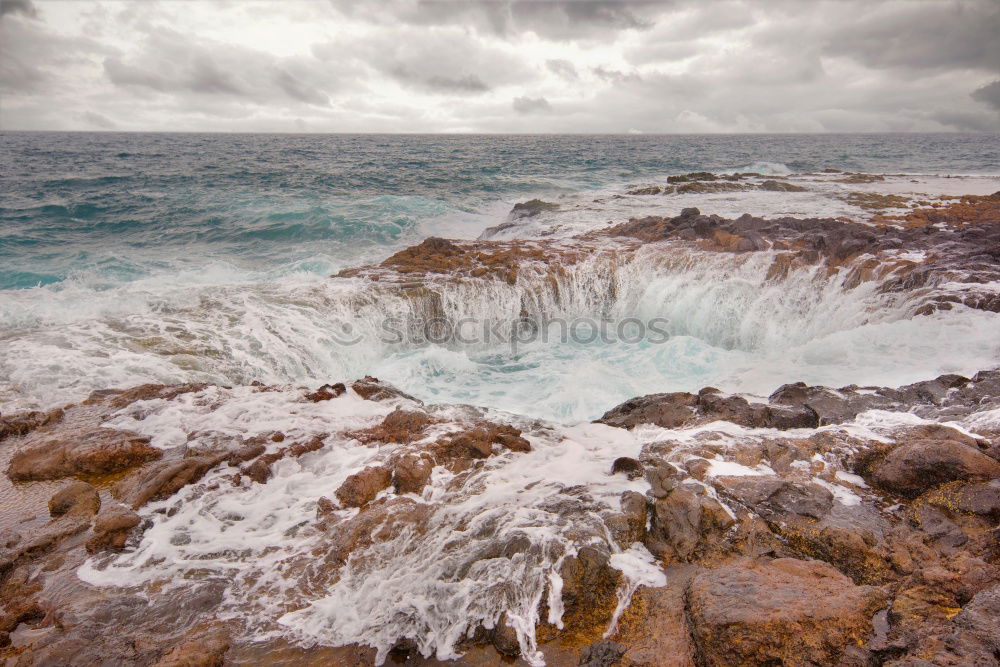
2, 181, 999, 666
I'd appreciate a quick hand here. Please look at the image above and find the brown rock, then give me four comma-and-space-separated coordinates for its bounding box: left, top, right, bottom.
873, 439, 1000, 497
579, 640, 627, 666
644, 484, 735, 561
759, 179, 807, 192
350, 376, 416, 402
559, 544, 622, 635
154, 629, 230, 667
613, 565, 700, 667
86, 504, 142, 551
433, 422, 531, 461
0, 408, 63, 441
597, 392, 698, 429
688, 558, 886, 666
354, 408, 434, 444
48, 481, 101, 517
335, 465, 392, 507
606, 491, 648, 549
6, 428, 161, 481
491, 614, 520, 656
304, 383, 346, 402
392, 453, 434, 495
113, 454, 226, 508
610, 457, 643, 479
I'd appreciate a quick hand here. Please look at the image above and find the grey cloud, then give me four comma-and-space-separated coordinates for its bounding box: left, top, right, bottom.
593, 66, 641, 84
0, 0, 36, 19
275, 69, 329, 106
512, 95, 551, 113
546, 59, 577, 79
971, 80, 1000, 111
331, 0, 662, 41
81, 110, 116, 129
821, 1, 1000, 72
425, 73, 490, 93
315, 26, 530, 94
103, 30, 335, 107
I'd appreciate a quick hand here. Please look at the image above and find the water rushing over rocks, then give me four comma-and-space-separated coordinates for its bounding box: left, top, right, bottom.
2, 178, 1000, 666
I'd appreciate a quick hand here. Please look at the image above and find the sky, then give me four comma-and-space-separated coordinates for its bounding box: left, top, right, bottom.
1, 0, 998, 133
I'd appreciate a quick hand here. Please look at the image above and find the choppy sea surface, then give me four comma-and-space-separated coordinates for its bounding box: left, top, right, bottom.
2, 132, 999, 420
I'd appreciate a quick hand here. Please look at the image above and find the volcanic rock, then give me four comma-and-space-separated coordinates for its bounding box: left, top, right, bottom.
48, 481, 101, 517
687, 558, 886, 666
6, 428, 161, 481
872, 439, 1000, 497
335, 465, 392, 507
87, 504, 142, 551
644, 483, 735, 561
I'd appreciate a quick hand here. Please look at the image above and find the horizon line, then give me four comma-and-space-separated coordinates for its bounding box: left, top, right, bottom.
2, 129, 998, 136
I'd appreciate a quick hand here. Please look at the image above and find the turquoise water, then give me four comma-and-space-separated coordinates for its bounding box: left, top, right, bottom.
2, 132, 999, 420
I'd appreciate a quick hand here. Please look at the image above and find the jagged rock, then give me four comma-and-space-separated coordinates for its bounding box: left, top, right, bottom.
433, 422, 531, 460
687, 558, 886, 666
872, 439, 1000, 497
335, 466, 392, 507
676, 181, 745, 194
950, 479, 1000, 519
952, 585, 1000, 654
559, 544, 622, 632
48, 481, 101, 517
355, 408, 434, 444
606, 491, 648, 549
598, 390, 816, 430
304, 383, 346, 402
644, 483, 735, 561
391, 453, 434, 494
645, 463, 682, 498
350, 376, 416, 402
316, 498, 434, 568
86, 504, 142, 551
6, 428, 161, 481
598, 392, 698, 429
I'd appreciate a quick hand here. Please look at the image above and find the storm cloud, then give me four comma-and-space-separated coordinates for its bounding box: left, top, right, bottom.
1, 0, 997, 132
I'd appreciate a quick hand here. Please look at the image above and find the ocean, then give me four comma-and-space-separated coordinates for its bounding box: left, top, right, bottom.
2, 132, 999, 421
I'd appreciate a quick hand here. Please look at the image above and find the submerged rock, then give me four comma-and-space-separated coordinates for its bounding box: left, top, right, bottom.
48, 481, 100, 518
510, 199, 559, 218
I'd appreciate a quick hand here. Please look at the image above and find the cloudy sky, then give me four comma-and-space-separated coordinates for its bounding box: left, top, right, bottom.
1, 0, 998, 133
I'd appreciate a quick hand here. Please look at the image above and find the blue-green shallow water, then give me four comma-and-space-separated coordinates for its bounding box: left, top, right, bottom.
3, 132, 998, 290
